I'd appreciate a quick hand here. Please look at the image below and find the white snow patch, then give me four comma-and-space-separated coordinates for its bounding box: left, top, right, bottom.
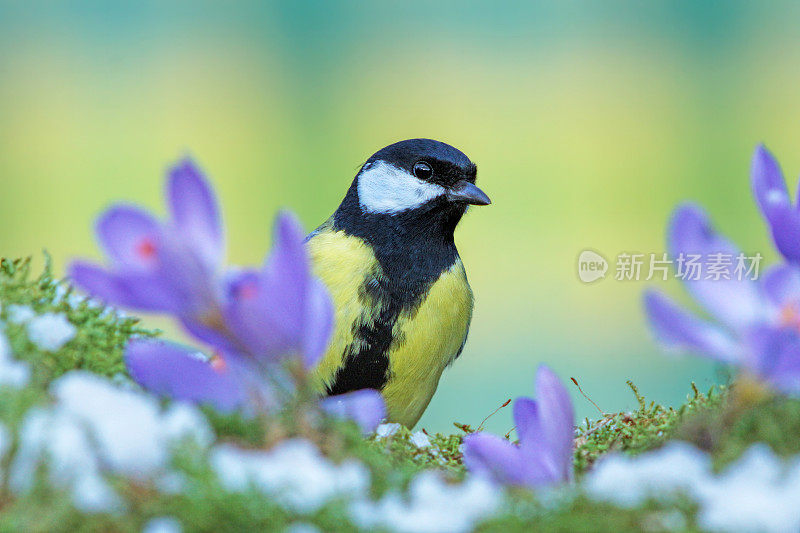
584, 442, 800, 533
211, 439, 370, 514
351, 471, 501, 533
6, 304, 34, 324
410, 431, 431, 448
52, 372, 213, 478
27, 312, 77, 351
584, 441, 710, 507
0, 330, 30, 388
67, 293, 86, 309
53, 283, 84, 309
9, 406, 122, 513
9, 372, 213, 512
160, 403, 215, 449
695, 445, 800, 533
376, 423, 401, 438
142, 516, 183, 533
156, 471, 189, 495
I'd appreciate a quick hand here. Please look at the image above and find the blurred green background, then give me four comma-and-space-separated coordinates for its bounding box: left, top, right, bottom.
2, 1, 799, 433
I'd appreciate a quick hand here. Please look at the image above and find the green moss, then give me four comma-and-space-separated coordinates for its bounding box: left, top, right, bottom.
675, 378, 800, 468
366, 427, 465, 476
479, 493, 700, 532
0, 484, 125, 533
0, 256, 156, 384
203, 409, 270, 448
574, 381, 724, 473
124, 461, 298, 533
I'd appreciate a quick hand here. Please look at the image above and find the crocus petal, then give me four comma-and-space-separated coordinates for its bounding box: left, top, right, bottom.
70, 261, 182, 312
761, 201, 800, 262
260, 211, 310, 338
512, 397, 559, 479
125, 339, 245, 412
742, 325, 800, 395
154, 232, 221, 315
320, 389, 386, 433
769, 352, 800, 395
643, 289, 741, 364
95, 205, 162, 270
113, 270, 188, 313
180, 316, 238, 354
761, 264, 800, 311
751, 144, 789, 220
533, 365, 575, 482
749, 146, 800, 261
301, 278, 334, 368
462, 432, 527, 485
167, 158, 224, 269
463, 431, 557, 487
224, 212, 314, 360
668, 204, 764, 328
224, 274, 289, 358
69, 261, 134, 307
513, 397, 541, 446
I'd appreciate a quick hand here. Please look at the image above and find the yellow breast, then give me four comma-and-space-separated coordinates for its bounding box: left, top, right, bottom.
381, 260, 473, 426
307, 227, 473, 428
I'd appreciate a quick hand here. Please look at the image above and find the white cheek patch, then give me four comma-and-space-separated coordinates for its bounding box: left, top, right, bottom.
357, 160, 445, 214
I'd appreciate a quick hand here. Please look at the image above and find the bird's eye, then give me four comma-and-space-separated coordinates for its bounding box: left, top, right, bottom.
413, 161, 433, 180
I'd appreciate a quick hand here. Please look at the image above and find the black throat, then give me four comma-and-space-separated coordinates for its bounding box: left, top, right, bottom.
333, 181, 463, 300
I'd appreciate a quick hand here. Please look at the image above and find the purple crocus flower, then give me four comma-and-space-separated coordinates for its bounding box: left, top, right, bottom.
112, 199, 378, 428
644, 204, 800, 394
462, 365, 574, 488
125, 339, 385, 432
126, 339, 247, 413
320, 389, 387, 434
74, 157, 380, 429
70, 157, 333, 369
752, 145, 800, 263
69, 159, 227, 342
122, 210, 339, 412
222, 211, 334, 369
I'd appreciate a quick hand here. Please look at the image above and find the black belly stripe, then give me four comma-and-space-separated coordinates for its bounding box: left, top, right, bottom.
326, 271, 405, 395
325, 306, 397, 395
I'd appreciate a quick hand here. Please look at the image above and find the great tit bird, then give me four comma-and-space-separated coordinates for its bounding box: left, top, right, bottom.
308, 139, 490, 428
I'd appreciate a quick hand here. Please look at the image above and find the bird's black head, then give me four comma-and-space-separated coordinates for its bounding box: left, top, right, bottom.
340, 138, 489, 227
331, 139, 489, 283
365, 138, 480, 190
333, 139, 489, 255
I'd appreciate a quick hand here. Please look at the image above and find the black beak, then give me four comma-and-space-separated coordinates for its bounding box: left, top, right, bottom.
447, 180, 491, 206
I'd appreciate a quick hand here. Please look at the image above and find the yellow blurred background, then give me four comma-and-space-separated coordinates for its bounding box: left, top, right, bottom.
2, 1, 800, 432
